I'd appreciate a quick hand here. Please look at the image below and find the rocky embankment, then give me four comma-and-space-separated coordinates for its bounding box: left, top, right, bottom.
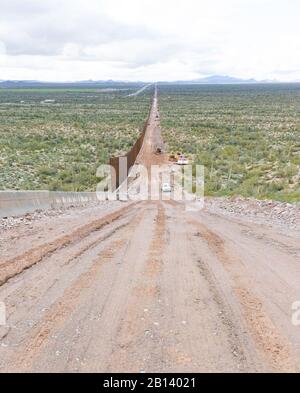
205, 196, 300, 231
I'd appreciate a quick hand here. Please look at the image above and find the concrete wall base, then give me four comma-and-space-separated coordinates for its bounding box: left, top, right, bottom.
0, 191, 99, 218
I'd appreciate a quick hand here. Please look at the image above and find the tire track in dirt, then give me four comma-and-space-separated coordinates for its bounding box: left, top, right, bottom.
107, 202, 167, 372
0, 203, 137, 287
195, 256, 249, 368
60, 209, 139, 268
3, 206, 145, 372
189, 218, 299, 372
155, 203, 258, 372
0, 208, 139, 332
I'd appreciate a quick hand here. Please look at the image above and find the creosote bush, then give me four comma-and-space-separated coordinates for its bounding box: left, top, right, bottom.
159, 83, 300, 202
0, 84, 152, 191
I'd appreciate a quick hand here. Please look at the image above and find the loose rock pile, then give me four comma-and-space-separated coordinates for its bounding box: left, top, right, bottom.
0, 208, 66, 231
0, 201, 102, 231
204, 196, 300, 230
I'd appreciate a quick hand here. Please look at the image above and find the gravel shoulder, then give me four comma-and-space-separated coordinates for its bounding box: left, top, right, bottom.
205, 196, 300, 232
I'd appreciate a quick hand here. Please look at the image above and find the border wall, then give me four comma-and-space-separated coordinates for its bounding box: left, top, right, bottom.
109, 128, 147, 190
0, 191, 98, 218
0, 90, 155, 218
109, 94, 154, 190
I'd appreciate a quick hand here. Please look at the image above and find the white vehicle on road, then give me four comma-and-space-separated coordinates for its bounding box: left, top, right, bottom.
177, 155, 189, 165
162, 183, 172, 193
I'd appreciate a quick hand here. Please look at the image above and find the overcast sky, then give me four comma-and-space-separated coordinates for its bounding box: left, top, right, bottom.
0, 0, 299, 82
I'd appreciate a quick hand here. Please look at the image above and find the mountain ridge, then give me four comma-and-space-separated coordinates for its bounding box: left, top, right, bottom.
0, 76, 289, 87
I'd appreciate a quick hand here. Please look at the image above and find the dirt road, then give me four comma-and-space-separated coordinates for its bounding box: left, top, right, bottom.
127, 84, 153, 97
0, 87, 300, 372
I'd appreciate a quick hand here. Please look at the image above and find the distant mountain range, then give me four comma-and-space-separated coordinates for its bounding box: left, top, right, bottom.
0, 80, 134, 88
190, 75, 259, 84
169, 75, 281, 84
0, 76, 288, 87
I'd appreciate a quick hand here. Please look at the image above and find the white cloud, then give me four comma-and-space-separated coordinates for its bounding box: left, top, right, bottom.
0, 0, 299, 81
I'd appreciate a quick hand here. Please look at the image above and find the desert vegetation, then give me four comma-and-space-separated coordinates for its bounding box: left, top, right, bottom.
0, 84, 152, 191
159, 83, 300, 202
